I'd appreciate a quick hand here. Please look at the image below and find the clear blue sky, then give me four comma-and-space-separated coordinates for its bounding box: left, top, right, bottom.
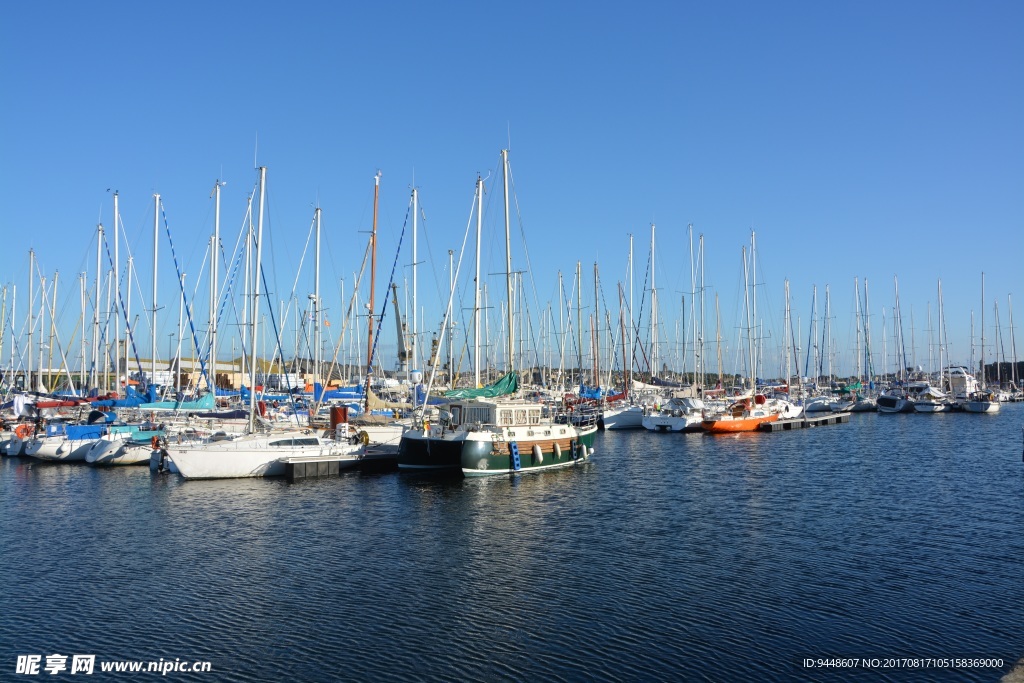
2, 1, 1021, 381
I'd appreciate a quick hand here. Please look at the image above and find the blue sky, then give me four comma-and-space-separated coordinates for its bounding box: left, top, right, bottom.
1, 1, 1021, 381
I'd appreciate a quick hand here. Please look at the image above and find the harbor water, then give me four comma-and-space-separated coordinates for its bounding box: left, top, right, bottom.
3, 406, 1024, 681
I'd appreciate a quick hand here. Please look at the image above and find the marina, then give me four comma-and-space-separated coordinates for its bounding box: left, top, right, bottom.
2, 406, 1023, 681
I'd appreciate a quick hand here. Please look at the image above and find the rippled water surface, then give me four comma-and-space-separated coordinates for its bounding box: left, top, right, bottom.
3, 407, 1024, 681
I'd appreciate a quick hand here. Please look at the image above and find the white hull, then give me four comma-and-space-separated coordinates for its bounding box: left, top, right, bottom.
914, 401, 953, 413
961, 400, 1000, 413
2, 437, 27, 456
24, 437, 96, 461
86, 435, 153, 466
167, 432, 361, 479
641, 413, 702, 432
601, 404, 644, 430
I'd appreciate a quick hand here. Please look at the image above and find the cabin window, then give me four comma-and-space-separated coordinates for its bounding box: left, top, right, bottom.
499, 410, 514, 426
529, 409, 541, 425
450, 406, 462, 426
270, 439, 292, 447
293, 438, 319, 446
514, 409, 527, 425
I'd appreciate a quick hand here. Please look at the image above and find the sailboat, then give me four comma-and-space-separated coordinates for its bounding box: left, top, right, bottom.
397, 150, 598, 475
161, 167, 362, 479
702, 233, 792, 433
961, 273, 1000, 413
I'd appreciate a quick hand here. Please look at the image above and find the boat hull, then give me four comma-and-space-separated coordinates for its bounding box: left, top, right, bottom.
167, 434, 360, 479
600, 405, 644, 430
24, 437, 95, 461
398, 425, 596, 476
961, 401, 1000, 413
701, 414, 778, 433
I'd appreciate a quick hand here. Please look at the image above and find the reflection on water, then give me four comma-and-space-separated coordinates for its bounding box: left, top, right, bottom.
2, 406, 1024, 681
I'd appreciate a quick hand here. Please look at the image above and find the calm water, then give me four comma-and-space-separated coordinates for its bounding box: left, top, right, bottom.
3, 407, 1024, 682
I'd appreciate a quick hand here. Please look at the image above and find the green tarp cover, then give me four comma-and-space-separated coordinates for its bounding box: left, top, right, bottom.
444, 371, 519, 399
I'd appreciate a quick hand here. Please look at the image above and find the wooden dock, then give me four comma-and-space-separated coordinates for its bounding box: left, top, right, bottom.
284, 449, 398, 481
760, 412, 851, 432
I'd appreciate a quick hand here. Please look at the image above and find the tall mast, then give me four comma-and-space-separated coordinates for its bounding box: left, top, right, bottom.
863, 278, 873, 383
854, 278, 862, 382
413, 186, 420, 382
112, 192, 120, 393
38, 275, 47, 392
248, 167, 267, 431
501, 150, 514, 373
94, 227, 103, 391
593, 262, 600, 385
47, 272, 59, 391
211, 180, 222, 393
980, 272, 986, 388
750, 231, 758, 388
367, 170, 381, 376
27, 250, 34, 391
784, 279, 792, 395
650, 223, 657, 380
125, 255, 132, 390
742, 245, 752, 390
314, 206, 321, 393
151, 195, 159, 391
1009, 294, 1019, 390
474, 178, 482, 387
576, 262, 582, 383
628, 234, 634, 389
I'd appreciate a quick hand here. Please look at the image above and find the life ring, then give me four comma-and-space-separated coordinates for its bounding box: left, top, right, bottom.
358, 430, 370, 445
14, 424, 32, 439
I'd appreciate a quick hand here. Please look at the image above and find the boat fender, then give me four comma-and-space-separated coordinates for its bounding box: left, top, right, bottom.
532, 444, 543, 465
554, 442, 561, 458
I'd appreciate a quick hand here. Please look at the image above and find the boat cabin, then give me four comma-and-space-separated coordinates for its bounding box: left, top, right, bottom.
444, 400, 543, 429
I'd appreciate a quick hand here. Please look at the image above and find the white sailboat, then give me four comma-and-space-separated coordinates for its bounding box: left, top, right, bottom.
162, 167, 362, 479
962, 273, 1000, 413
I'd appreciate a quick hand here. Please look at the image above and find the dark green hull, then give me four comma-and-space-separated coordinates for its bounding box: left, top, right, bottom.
398, 427, 596, 477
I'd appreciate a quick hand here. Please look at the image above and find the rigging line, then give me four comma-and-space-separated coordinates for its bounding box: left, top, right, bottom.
362, 202, 412, 409
160, 201, 210, 391
420, 183, 479, 410
316, 239, 373, 409
102, 235, 146, 383
505, 158, 546, 356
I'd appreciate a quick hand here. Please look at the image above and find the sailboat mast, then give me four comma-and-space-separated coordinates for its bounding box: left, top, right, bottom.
211, 180, 222, 393
650, 224, 657, 380
1009, 294, 1018, 390
409, 187, 417, 382
112, 192, 119, 393
980, 272, 986, 388
628, 233, 634, 388
594, 262, 600, 386
125, 256, 132, 391
576, 262, 582, 383
367, 171, 381, 377
783, 279, 790, 394
474, 178, 482, 387
151, 195, 159, 392
94, 227, 103, 391
498, 150, 513, 374
248, 167, 267, 431
314, 206, 322, 393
